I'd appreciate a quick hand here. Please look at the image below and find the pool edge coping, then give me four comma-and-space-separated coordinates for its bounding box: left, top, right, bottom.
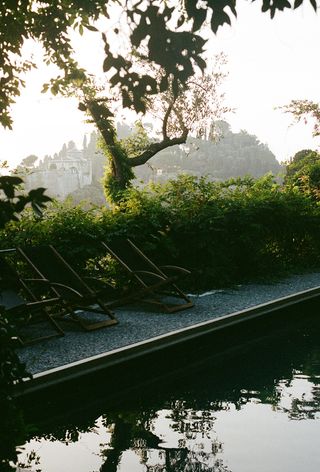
15, 284, 320, 396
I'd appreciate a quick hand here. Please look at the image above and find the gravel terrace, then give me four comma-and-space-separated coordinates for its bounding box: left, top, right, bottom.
17, 271, 320, 375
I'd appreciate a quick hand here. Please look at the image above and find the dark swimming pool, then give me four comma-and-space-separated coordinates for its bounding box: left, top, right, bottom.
18, 316, 320, 472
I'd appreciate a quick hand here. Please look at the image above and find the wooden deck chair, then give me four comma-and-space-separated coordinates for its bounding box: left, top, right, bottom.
17, 245, 118, 331
101, 238, 194, 313
0, 250, 65, 344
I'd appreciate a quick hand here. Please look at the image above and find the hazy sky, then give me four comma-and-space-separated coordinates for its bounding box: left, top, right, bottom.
1, 1, 319, 169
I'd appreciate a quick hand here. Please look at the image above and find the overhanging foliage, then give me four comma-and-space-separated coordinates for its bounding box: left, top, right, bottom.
0, 0, 317, 128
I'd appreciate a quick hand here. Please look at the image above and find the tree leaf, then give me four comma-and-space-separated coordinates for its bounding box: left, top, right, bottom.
309, 0, 317, 11
294, 0, 303, 8
84, 24, 98, 32
103, 55, 114, 72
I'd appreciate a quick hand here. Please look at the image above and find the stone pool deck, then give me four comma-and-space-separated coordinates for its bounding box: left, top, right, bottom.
16, 271, 320, 390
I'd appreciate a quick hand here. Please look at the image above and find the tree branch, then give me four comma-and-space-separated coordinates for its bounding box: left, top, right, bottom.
129, 131, 189, 167
162, 99, 176, 139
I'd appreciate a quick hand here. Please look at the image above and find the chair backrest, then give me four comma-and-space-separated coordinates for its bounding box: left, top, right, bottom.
106, 238, 155, 274
0, 288, 25, 311
18, 245, 91, 297
0, 253, 21, 289
0, 255, 26, 309
127, 239, 164, 275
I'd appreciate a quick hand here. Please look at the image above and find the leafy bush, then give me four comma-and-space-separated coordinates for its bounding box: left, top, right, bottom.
0, 175, 51, 228
0, 309, 30, 471
0, 175, 50, 471
146, 174, 320, 286
285, 150, 320, 200
2, 174, 320, 290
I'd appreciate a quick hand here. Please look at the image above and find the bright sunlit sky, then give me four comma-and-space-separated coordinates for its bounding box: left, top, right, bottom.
1, 0, 320, 169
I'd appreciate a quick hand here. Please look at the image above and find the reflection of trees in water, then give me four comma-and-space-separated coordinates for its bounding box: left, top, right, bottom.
276, 378, 320, 420
14, 418, 102, 471
288, 393, 320, 420
137, 448, 232, 472
170, 400, 218, 437
99, 410, 160, 472
274, 347, 320, 420
17, 322, 320, 471
99, 406, 232, 472
16, 449, 41, 471
34, 423, 98, 443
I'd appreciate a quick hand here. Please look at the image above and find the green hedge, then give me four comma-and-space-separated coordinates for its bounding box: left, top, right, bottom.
2, 175, 320, 290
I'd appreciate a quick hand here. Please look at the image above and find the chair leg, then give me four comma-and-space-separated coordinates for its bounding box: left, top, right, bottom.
77, 318, 118, 331
17, 309, 65, 346
161, 300, 194, 313
57, 300, 119, 331
78, 298, 118, 331
123, 279, 194, 313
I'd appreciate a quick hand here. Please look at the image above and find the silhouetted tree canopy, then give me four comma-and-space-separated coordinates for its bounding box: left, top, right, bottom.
0, 176, 51, 228
1, 0, 317, 129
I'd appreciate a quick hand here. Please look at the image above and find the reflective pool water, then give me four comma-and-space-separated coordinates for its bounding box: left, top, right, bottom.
18, 318, 320, 472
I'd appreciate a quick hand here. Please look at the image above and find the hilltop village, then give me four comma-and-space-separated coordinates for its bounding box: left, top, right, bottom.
21, 122, 282, 204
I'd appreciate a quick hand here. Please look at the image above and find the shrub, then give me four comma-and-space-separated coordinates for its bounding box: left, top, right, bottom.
0, 310, 30, 471
2, 175, 320, 290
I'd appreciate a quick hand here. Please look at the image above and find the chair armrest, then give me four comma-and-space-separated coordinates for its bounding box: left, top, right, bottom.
48, 282, 85, 299
132, 271, 178, 292
159, 265, 191, 276
24, 278, 51, 283
23, 278, 84, 299
83, 276, 116, 299
133, 270, 167, 282
26, 297, 61, 308
83, 276, 114, 291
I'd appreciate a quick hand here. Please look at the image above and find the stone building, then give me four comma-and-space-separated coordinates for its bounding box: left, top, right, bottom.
24, 138, 97, 200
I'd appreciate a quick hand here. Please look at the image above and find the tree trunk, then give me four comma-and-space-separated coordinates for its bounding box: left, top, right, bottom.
85, 100, 128, 189
84, 98, 189, 202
